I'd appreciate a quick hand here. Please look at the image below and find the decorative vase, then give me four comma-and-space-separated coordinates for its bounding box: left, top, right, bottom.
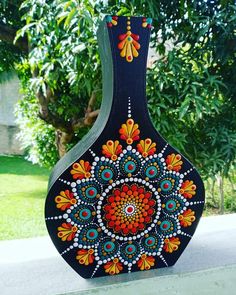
45, 15, 205, 279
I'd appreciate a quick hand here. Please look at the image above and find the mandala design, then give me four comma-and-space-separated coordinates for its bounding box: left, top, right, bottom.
46, 108, 204, 278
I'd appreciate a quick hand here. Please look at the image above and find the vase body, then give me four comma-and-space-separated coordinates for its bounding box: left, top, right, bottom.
45, 16, 205, 278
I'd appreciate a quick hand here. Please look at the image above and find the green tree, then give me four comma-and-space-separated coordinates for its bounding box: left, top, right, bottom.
13, 0, 236, 183
0, 0, 27, 81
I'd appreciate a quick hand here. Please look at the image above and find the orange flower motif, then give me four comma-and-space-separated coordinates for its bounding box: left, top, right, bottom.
102, 140, 122, 161
76, 249, 95, 265
137, 138, 156, 157
137, 254, 155, 270
118, 32, 140, 62
55, 190, 77, 211
104, 258, 123, 275
163, 237, 180, 253
166, 154, 183, 172
179, 180, 196, 199
57, 223, 78, 242
178, 209, 196, 227
119, 119, 140, 144
70, 160, 91, 180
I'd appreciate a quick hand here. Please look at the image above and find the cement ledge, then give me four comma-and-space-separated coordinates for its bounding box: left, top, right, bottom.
1, 214, 236, 295
66, 264, 236, 295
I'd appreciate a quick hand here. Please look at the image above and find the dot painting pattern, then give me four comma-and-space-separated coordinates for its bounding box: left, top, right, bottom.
45, 98, 205, 278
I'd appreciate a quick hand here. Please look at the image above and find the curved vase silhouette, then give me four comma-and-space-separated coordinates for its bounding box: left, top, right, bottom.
45, 16, 205, 278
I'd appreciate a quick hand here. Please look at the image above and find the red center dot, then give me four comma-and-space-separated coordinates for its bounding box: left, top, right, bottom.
104, 172, 111, 178
128, 56, 132, 60
127, 206, 134, 213
106, 244, 112, 249
168, 203, 174, 209
163, 223, 168, 229
127, 247, 133, 252
149, 169, 155, 175
147, 239, 153, 245
128, 164, 134, 170
163, 183, 169, 189
89, 232, 95, 237
88, 189, 95, 196
82, 211, 88, 217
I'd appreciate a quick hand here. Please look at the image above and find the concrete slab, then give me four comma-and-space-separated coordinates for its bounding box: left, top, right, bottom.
1, 214, 236, 295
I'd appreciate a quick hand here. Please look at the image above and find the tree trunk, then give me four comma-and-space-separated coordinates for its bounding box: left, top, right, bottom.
217, 174, 224, 215
228, 174, 235, 193
210, 177, 218, 208
55, 130, 73, 158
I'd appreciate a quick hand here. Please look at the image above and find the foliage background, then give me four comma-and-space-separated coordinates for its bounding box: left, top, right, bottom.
0, 0, 236, 215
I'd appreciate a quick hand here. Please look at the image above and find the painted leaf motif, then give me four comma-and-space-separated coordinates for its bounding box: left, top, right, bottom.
178, 209, 196, 227
76, 249, 95, 265
137, 254, 155, 270
164, 237, 180, 253
102, 140, 122, 161
179, 180, 196, 198
57, 223, 78, 242
104, 258, 123, 275
70, 160, 91, 179
55, 190, 77, 211
119, 118, 140, 144
166, 154, 183, 172
137, 138, 156, 157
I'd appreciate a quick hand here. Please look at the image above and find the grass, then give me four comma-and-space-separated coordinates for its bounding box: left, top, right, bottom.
0, 155, 50, 240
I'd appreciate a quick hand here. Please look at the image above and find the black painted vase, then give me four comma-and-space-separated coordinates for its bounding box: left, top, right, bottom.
45, 16, 205, 279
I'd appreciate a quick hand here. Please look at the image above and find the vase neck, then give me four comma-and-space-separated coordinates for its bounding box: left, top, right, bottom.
98, 16, 152, 121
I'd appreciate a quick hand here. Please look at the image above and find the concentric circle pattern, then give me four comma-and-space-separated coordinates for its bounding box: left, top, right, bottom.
46, 116, 204, 278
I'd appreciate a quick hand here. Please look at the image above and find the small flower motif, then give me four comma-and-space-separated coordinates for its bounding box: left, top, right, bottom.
137, 254, 155, 270
102, 140, 122, 161
179, 180, 196, 199
178, 209, 196, 227
76, 249, 95, 265
57, 223, 78, 242
142, 17, 152, 28
70, 160, 91, 180
118, 32, 140, 62
166, 154, 183, 172
106, 15, 118, 27
119, 118, 140, 144
104, 258, 123, 275
55, 190, 77, 211
137, 138, 156, 157
163, 237, 180, 253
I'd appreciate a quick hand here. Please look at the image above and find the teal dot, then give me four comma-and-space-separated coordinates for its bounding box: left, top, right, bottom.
125, 244, 136, 255
101, 168, 113, 181
160, 180, 172, 191
124, 161, 136, 173
160, 220, 171, 231
146, 166, 158, 178
145, 237, 156, 247
85, 187, 97, 198
127, 37, 132, 41
104, 241, 115, 252
147, 18, 152, 24
166, 200, 177, 211
106, 16, 112, 22
79, 208, 91, 220
86, 229, 98, 240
